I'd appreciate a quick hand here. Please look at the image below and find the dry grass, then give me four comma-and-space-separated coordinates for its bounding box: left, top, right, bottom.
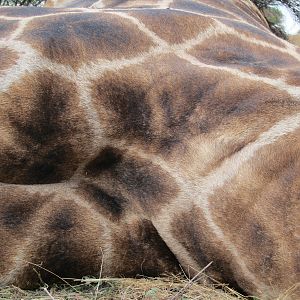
0, 275, 251, 300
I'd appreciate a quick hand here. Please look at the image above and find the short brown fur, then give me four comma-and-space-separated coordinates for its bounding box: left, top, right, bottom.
0, 1, 299, 299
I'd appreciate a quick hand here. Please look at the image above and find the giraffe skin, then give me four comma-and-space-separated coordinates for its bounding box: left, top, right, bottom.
0, 0, 299, 298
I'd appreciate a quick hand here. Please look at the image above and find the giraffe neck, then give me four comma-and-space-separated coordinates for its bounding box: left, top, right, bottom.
0, 1, 299, 299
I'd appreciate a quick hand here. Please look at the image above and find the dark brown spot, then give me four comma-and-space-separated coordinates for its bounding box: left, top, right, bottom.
82, 183, 127, 220
0, 71, 90, 184
23, 147, 69, 183
84, 147, 177, 214
33, 238, 98, 285
49, 208, 76, 231
2, 203, 35, 229
6, 71, 71, 183
0, 190, 47, 230
159, 79, 216, 132
117, 160, 163, 199
16, 201, 104, 288
112, 219, 179, 276
85, 147, 123, 177
96, 81, 153, 141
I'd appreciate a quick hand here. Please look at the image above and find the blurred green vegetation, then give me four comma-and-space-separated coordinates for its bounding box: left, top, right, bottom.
263, 6, 283, 24
252, 0, 299, 20
261, 5, 287, 39
0, 0, 44, 5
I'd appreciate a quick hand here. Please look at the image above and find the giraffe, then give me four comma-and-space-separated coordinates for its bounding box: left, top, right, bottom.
0, 0, 299, 298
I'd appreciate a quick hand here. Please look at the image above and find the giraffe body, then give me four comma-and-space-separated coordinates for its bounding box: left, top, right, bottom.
0, 1, 299, 299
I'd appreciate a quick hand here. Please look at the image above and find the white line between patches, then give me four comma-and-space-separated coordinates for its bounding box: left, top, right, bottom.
109, 12, 168, 47
177, 51, 300, 97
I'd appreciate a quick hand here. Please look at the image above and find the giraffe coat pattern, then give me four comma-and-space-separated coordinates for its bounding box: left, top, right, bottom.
0, 0, 299, 299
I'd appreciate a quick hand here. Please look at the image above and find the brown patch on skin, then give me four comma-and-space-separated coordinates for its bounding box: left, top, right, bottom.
85, 146, 123, 176
93, 54, 299, 156
0, 20, 19, 39
172, 68, 299, 157
221, 19, 285, 47
224, 0, 268, 30
0, 187, 50, 279
83, 146, 178, 214
210, 131, 300, 290
173, 0, 268, 30
171, 0, 237, 19
20, 13, 155, 69
0, 48, 18, 73
78, 148, 129, 221
210, 192, 285, 286
130, 9, 214, 44
287, 69, 300, 87
13, 198, 106, 289
189, 33, 299, 81
171, 209, 245, 294
93, 54, 224, 147
79, 182, 128, 221
111, 219, 179, 277
92, 70, 154, 144
232, 0, 269, 28
170, 207, 254, 294
0, 71, 91, 184
2, 199, 42, 230
0, 188, 49, 231
49, 208, 76, 231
